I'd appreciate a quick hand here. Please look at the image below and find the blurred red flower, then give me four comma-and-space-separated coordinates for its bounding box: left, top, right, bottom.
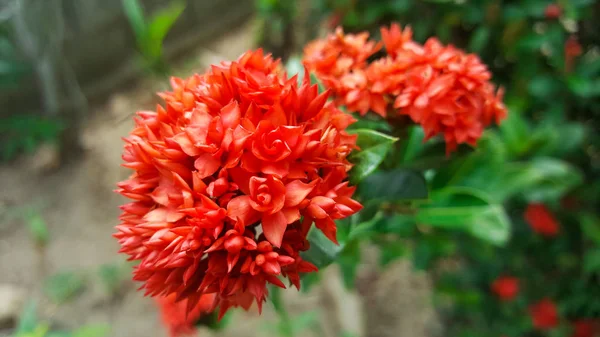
530, 298, 559, 330
524, 203, 560, 236
565, 35, 583, 73
156, 293, 216, 337
115, 49, 361, 318
303, 23, 506, 154
571, 319, 599, 337
545, 4, 562, 19
491, 276, 519, 301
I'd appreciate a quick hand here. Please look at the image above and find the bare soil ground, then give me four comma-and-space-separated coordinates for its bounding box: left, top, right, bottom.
0, 22, 440, 337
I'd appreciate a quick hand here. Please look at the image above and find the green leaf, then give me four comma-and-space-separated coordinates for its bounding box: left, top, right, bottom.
528, 75, 562, 98
379, 241, 407, 266
358, 169, 428, 201
301, 227, 344, 269
412, 239, 433, 270
535, 123, 586, 156
567, 76, 600, 98
16, 301, 38, 334
399, 126, 425, 163
349, 129, 398, 183
584, 249, 600, 274
44, 271, 86, 304
517, 158, 583, 202
499, 98, 530, 155
72, 324, 110, 337
145, 1, 186, 58
468, 27, 490, 53
122, 0, 146, 39
456, 157, 582, 203
347, 116, 391, 133
580, 214, 600, 245
415, 188, 511, 246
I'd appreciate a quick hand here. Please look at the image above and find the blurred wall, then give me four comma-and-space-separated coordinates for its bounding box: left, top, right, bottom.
0, 0, 253, 117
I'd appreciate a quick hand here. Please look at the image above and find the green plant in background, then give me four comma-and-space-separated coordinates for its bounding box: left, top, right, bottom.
255, 0, 298, 60
12, 302, 109, 337
0, 25, 63, 163
0, 24, 30, 89
122, 0, 185, 75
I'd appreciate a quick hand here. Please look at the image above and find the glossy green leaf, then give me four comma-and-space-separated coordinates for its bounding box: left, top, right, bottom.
348, 116, 391, 132
416, 188, 511, 246
349, 129, 398, 183
358, 169, 428, 201
301, 227, 344, 269
399, 126, 425, 163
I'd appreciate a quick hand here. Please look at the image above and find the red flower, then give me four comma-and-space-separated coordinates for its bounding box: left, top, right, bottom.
565, 35, 583, 74
545, 4, 562, 19
115, 49, 362, 319
571, 320, 599, 337
303, 27, 380, 78
156, 293, 216, 337
524, 203, 560, 236
491, 276, 519, 301
530, 298, 559, 330
303, 23, 506, 154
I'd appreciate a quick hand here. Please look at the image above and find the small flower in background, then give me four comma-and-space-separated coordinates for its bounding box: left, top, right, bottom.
156, 293, 216, 337
491, 276, 519, 301
565, 35, 583, 73
571, 319, 599, 337
529, 298, 559, 330
524, 203, 560, 236
115, 49, 362, 318
303, 23, 507, 155
544, 4, 562, 19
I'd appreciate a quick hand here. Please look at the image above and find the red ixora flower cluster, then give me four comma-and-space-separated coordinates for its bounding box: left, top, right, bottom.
524, 203, 560, 236
303, 23, 507, 154
156, 294, 215, 337
115, 49, 362, 318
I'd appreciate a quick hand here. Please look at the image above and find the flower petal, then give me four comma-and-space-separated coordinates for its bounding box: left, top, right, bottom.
262, 211, 288, 248
227, 196, 260, 225
285, 180, 316, 207
194, 153, 220, 178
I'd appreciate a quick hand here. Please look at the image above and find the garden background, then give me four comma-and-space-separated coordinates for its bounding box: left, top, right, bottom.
0, 0, 598, 337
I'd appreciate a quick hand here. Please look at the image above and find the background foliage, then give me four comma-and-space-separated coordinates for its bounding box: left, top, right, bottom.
271, 0, 600, 336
